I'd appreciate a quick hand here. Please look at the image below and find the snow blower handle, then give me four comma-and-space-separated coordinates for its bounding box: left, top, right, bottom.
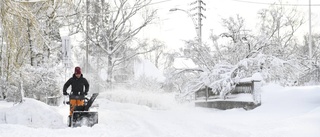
63, 95, 66, 105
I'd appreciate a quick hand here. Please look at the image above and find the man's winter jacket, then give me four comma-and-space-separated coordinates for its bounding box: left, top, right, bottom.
63, 74, 89, 96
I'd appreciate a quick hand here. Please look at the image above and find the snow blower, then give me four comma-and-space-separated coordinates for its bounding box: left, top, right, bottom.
66, 93, 99, 127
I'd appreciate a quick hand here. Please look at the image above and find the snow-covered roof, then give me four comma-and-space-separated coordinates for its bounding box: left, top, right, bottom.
134, 59, 166, 82
173, 58, 198, 69
239, 73, 263, 82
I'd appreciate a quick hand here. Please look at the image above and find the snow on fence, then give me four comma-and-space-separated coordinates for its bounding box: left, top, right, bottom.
42, 93, 61, 106
45, 96, 60, 106
195, 80, 261, 110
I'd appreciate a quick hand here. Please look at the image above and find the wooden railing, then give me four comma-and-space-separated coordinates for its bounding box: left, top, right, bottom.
195, 80, 261, 102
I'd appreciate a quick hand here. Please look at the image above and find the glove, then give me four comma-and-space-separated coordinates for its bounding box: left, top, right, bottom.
63, 92, 69, 95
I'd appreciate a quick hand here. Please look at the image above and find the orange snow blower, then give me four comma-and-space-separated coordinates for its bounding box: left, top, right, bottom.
66, 93, 99, 127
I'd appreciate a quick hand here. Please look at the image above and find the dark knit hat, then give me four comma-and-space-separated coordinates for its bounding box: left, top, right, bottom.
75, 67, 81, 74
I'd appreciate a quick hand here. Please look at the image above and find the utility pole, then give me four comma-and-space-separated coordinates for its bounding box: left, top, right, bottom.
309, 0, 312, 66
191, 0, 206, 46
1, 28, 3, 99
86, 0, 90, 74
1, 27, 3, 78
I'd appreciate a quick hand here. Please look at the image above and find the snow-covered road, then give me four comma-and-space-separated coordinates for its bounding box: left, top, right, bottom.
1, 84, 320, 137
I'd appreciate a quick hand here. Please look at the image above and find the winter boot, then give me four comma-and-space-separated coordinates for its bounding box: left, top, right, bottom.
68, 115, 71, 127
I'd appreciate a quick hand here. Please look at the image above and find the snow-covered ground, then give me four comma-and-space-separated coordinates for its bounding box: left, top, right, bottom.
0, 84, 320, 137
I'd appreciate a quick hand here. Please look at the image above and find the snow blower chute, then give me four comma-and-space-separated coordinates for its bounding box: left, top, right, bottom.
66, 93, 99, 127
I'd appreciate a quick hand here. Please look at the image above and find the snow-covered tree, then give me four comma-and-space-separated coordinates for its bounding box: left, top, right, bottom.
182, 39, 215, 71
77, 0, 157, 87
0, 0, 77, 102
21, 64, 60, 102
255, 4, 304, 59
141, 39, 166, 69
175, 3, 305, 100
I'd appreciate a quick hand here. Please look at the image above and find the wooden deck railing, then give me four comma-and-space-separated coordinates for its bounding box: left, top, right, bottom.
195, 80, 261, 102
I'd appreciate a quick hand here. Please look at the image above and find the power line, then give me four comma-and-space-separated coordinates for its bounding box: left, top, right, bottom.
149, 0, 174, 6
229, 0, 320, 6
104, 0, 177, 13
151, 0, 320, 7
149, 0, 192, 10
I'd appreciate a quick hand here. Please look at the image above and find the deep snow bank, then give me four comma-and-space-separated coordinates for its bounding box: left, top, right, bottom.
0, 98, 64, 128
257, 84, 320, 115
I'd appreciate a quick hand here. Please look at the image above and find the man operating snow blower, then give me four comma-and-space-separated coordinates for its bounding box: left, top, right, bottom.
63, 66, 98, 127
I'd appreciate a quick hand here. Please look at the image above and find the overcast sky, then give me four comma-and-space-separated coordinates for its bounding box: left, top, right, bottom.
138, 0, 320, 51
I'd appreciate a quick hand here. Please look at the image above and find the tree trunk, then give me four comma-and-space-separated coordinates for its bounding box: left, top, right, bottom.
27, 19, 34, 66
107, 53, 113, 88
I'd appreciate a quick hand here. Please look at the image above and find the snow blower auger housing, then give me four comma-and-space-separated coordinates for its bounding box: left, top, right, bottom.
67, 93, 99, 127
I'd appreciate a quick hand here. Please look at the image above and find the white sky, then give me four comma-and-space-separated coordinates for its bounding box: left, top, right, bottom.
139, 0, 320, 51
